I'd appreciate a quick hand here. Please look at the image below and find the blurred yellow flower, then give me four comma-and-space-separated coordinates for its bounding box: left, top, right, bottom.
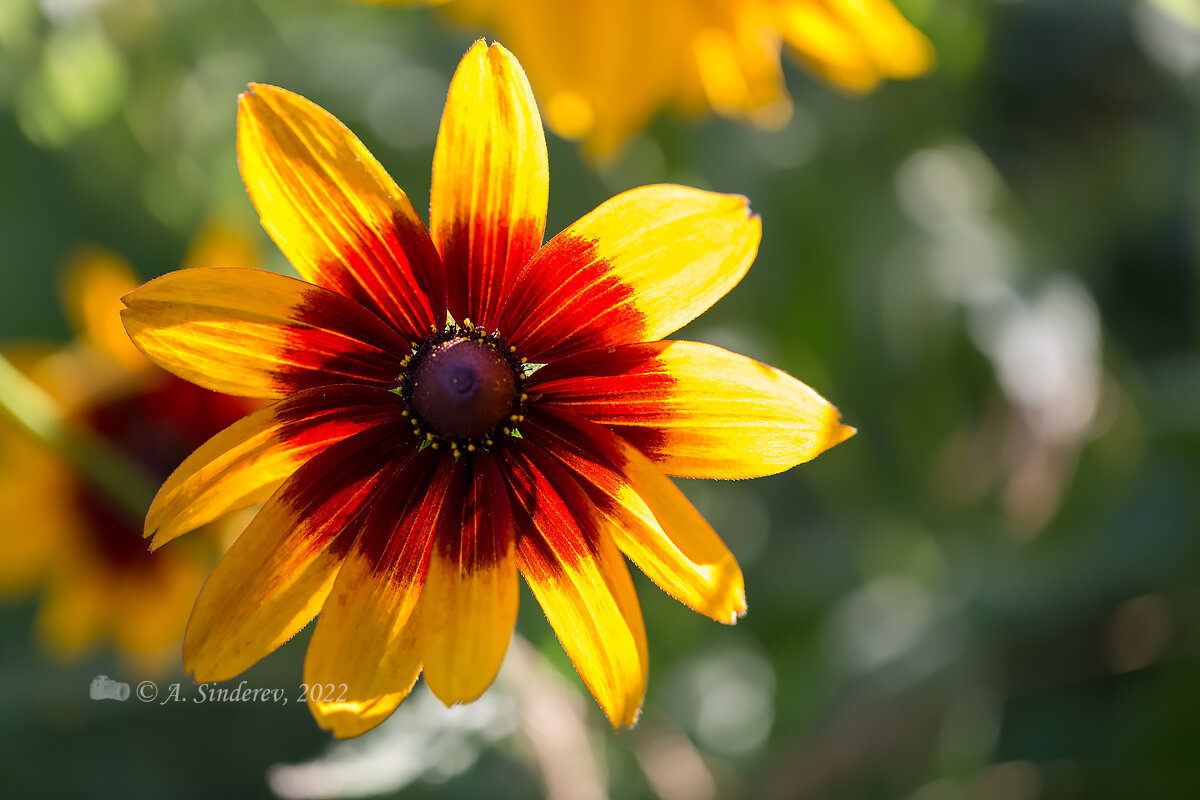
0, 220, 260, 672
378, 0, 934, 154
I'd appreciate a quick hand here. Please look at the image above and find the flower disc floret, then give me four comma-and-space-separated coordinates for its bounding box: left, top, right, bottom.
397, 322, 528, 452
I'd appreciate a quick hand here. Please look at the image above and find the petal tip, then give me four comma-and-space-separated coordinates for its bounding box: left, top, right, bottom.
426, 676, 493, 709
181, 655, 205, 682
117, 307, 153, 358
725, 589, 748, 624
617, 701, 645, 730
485, 40, 518, 64
831, 423, 856, 447
712, 190, 760, 242
239, 83, 284, 109
325, 717, 369, 740
146, 522, 172, 549
309, 700, 395, 740
183, 633, 243, 685
463, 38, 488, 61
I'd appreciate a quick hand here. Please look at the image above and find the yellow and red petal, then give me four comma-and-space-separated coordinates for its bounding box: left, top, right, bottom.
184, 422, 413, 683
146, 384, 409, 549
500, 442, 648, 728
422, 454, 518, 706
531, 340, 854, 478
238, 84, 445, 339
527, 408, 746, 623
431, 40, 548, 330
304, 448, 453, 738
498, 185, 761, 361
121, 267, 410, 399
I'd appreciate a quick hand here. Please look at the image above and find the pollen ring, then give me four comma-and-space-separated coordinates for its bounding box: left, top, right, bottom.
396, 321, 529, 454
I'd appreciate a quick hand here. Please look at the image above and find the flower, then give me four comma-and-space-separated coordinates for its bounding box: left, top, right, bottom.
121, 41, 854, 736
0, 226, 258, 671
377, 0, 934, 155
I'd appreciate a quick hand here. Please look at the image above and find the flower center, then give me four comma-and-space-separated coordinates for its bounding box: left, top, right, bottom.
398, 323, 527, 452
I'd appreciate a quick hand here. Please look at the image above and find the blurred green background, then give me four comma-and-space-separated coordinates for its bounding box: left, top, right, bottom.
2, 0, 1199, 798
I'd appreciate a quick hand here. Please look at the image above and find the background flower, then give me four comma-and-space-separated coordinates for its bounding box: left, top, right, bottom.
0, 221, 259, 672
377, 0, 934, 155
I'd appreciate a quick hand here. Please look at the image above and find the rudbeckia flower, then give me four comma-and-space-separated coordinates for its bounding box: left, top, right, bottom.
0, 227, 257, 671
376, 0, 934, 155
121, 41, 854, 736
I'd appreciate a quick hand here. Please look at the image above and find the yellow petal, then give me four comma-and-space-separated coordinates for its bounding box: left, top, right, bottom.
442, 1, 687, 157
182, 214, 261, 271
777, 0, 934, 92
111, 551, 206, 669
500, 185, 761, 361
501, 443, 648, 728
431, 40, 547, 330
304, 449, 453, 739
0, 425, 73, 593
145, 384, 408, 549
184, 423, 413, 683
36, 567, 109, 660
532, 340, 854, 478
691, 1, 792, 126
60, 246, 145, 369
528, 408, 746, 623
122, 267, 410, 399
842, 0, 935, 79
238, 83, 445, 339
422, 456, 518, 705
